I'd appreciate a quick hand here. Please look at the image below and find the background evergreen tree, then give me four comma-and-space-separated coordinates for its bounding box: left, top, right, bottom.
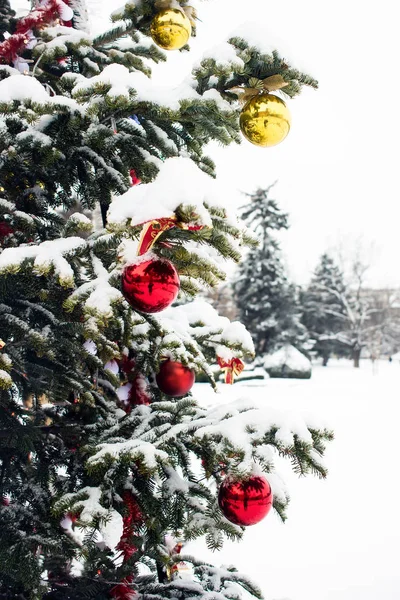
233, 185, 307, 356
0, 2, 331, 599
301, 253, 346, 365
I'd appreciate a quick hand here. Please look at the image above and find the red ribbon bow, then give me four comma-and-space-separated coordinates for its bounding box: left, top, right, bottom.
217, 356, 244, 384
137, 216, 204, 256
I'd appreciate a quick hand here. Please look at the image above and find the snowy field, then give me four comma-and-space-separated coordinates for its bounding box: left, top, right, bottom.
188, 360, 400, 600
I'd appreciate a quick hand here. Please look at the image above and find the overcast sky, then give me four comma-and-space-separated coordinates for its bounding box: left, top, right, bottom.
13, 0, 400, 287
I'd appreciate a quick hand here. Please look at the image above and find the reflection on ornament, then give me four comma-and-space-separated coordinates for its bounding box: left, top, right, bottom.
240, 94, 291, 147
104, 359, 119, 375
170, 561, 193, 581
156, 360, 195, 397
122, 258, 180, 313
150, 8, 191, 51
218, 475, 273, 526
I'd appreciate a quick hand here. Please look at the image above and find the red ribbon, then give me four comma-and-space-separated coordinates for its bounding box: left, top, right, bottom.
217, 356, 244, 384
137, 217, 178, 256
137, 216, 205, 256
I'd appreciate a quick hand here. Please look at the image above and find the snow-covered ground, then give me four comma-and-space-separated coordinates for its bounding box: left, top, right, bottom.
188, 359, 400, 600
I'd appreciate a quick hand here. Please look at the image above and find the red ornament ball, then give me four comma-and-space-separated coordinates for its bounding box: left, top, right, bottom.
122, 258, 179, 314
218, 475, 273, 526
156, 360, 195, 397
130, 168, 141, 186
110, 579, 136, 600
0, 221, 14, 239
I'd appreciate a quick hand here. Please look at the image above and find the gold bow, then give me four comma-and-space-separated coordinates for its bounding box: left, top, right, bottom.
227, 74, 288, 105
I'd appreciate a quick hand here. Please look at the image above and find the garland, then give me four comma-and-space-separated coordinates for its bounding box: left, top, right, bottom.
0, 0, 73, 65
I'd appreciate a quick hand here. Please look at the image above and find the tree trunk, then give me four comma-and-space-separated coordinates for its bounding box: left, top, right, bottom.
322, 353, 329, 367
353, 347, 361, 368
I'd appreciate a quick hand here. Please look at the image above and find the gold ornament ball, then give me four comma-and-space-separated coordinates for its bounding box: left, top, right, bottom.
150, 8, 191, 51
239, 94, 291, 147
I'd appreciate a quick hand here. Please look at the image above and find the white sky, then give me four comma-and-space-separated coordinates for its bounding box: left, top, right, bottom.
12, 0, 400, 287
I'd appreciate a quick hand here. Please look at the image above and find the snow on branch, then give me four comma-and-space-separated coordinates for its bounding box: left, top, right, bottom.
107, 157, 237, 229
191, 397, 331, 475
160, 301, 254, 364
55, 486, 123, 550
65, 253, 123, 319
87, 438, 169, 472
0, 72, 82, 113
0, 236, 87, 287
71, 63, 232, 111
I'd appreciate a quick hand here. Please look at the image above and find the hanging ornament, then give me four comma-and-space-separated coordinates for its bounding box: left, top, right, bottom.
217, 356, 244, 384
218, 475, 273, 526
156, 360, 195, 397
130, 169, 141, 186
110, 578, 136, 600
0, 221, 14, 239
239, 94, 291, 147
122, 258, 180, 313
150, 8, 191, 51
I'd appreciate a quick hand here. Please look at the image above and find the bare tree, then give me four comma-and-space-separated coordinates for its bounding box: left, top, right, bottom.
314, 249, 400, 367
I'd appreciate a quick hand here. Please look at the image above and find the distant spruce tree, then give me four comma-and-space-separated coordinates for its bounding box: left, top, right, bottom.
301, 253, 347, 365
233, 185, 307, 356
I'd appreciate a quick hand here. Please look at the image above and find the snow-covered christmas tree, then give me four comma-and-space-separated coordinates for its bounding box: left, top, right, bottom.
233, 185, 307, 356
0, 1, 332, 598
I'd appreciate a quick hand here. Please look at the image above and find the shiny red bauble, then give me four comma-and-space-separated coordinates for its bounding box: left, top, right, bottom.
0, 221, 14, 239
156, 360, 195, 397
218, 475, 273, 526
122, 258, 180, 314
